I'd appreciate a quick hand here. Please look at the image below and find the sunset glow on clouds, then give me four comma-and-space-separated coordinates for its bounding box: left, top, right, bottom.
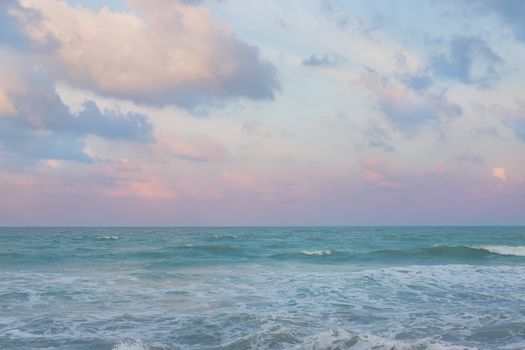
0, 0, 524, 225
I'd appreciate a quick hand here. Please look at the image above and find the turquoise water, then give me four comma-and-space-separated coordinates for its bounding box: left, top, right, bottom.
1, 227, 525, 349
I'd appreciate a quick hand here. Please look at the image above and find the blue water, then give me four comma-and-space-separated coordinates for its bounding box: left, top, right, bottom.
1, 227, 525, 350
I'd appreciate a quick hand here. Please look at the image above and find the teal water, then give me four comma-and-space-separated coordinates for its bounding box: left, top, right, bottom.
1, 227, 525, 349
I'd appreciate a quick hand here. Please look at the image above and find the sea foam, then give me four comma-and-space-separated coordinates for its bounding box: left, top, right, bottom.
300, 250, 333, 256
112, 340, 148, 350
302, 329, 475, 350
471, 245, 525, 257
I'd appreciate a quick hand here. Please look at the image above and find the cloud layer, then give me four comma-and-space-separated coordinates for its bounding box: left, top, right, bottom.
0, 0, 524, 225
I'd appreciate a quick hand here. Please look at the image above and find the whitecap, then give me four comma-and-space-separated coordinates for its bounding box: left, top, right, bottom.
97, 236, 120, 240
471, 245, 525, 257
301, 250, 332, 256
302, 329, 475, 350
112, 340, 149, 350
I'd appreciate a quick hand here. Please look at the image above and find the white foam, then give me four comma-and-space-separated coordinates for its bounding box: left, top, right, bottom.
97, 236, 120, 240
302, 329, 476, 350
112, 340, 149, 350
472, 245, 525, 257
301, 250, 332, 256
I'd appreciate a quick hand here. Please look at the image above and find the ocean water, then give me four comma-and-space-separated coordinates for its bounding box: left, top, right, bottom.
1, 227, 525, 350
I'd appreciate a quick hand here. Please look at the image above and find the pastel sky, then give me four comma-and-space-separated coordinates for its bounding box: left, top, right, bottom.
0, 0, 524, 226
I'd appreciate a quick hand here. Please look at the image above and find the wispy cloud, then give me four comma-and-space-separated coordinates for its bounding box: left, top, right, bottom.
359, 69, 462, 136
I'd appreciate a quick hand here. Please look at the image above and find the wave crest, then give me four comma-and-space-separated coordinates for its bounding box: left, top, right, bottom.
471, 245, 525, 257
303, 329, 474, 350
112, 340, 148, 350
300, 250, 333, 256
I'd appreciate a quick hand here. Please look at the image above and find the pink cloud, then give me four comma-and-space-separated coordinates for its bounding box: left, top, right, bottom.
10, 0, 278, 106
46, 159, 61, 168
94, 159, 175, 199
492, 167, 507, 182
359, 156, 405, 189
106, 176, 174, 199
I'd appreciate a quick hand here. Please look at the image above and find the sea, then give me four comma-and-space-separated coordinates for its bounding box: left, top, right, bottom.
1, 227, 525, 350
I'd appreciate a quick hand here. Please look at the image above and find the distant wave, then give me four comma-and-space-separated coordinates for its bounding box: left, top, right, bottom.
300, 250, 333, 256
212, 234, 239, 239
470, 245, 525, 257
96, 236, 119, 240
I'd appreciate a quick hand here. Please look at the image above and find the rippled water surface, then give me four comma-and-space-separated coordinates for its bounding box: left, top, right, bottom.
1, 227, 525, 349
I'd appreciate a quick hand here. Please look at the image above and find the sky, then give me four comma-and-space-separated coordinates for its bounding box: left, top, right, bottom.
0, 0, 524, 226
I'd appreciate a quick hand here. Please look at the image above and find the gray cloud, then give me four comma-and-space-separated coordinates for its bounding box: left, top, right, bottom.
302, 54, 345, 67
0, 0, 28, 48
469, 0, 525, 42
0, 73, 154, 165
0, 0, 59, 52
403, 75, 434, 91
431, 36, 504, 88
0, 124, 92, 165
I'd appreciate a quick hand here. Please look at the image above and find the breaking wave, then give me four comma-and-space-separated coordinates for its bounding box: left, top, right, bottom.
301, 329, 475, 350
470, 245, 525, 257
300, 250, 333, 256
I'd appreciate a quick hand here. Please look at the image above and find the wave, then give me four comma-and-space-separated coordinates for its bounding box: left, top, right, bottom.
470, 245, 525, 257
302, 329, 474, 350
374, 244, 525, 260
96, 236, 119, 240
112, 340, 148, 350
270, 244, 525, 264
212, 234, 239, 239
300, 250, 333, 256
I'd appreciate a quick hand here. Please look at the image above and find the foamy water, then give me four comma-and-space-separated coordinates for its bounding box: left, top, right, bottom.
472, 245, 525, 256
1, 226, 524, 349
